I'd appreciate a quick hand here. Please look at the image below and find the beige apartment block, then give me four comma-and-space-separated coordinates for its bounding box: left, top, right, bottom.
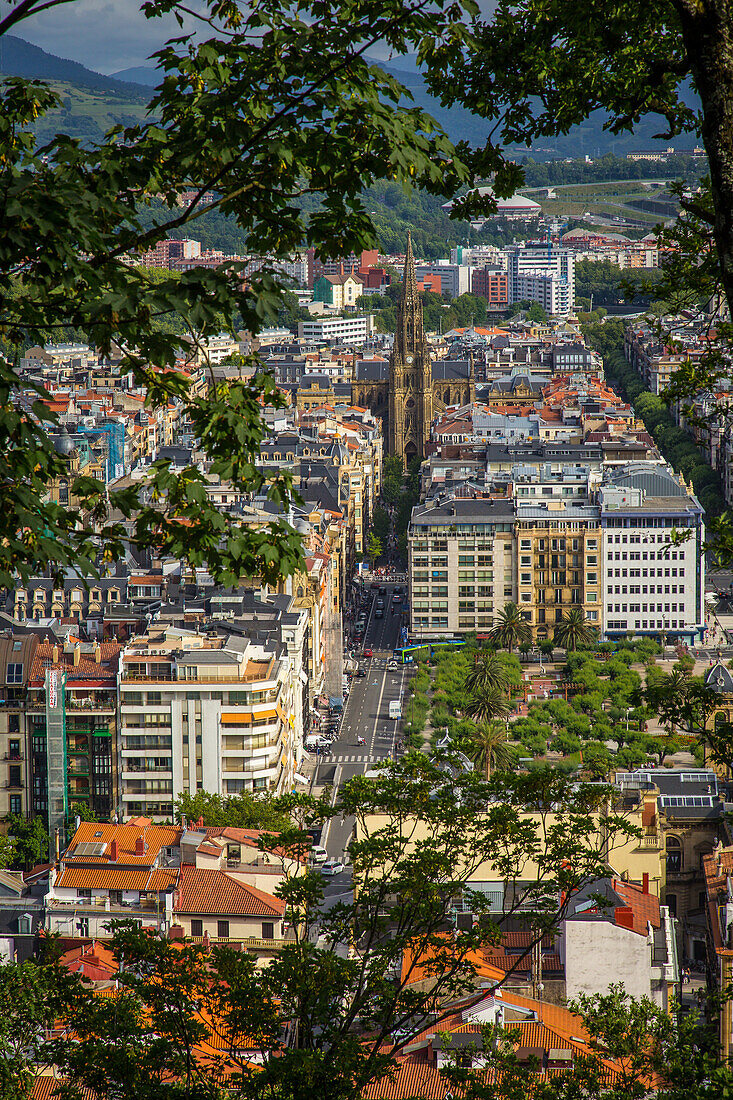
408, 499, 516, 638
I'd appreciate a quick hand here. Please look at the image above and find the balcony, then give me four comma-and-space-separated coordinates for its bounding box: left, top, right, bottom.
3, 753, 22, 762
639, 833, 661, 849
4, 780, 23, 789
189, 935, 288, 951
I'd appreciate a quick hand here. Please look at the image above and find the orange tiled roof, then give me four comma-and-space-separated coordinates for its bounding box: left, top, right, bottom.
29, 642, 121, 684
612, 878, 661, 935
175, 867, 286, 917
64, 821, 182, 866
56, 866, 153, 891
58, 940, 118, 981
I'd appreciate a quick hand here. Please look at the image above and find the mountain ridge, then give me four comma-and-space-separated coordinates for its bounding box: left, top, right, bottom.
0, 36, 151, 98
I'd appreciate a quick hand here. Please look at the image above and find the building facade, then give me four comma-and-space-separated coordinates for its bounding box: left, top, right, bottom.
600, 464, 705, 641
408, 499, 516, 638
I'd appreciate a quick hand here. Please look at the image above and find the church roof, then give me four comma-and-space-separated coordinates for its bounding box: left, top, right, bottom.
432, 359, 471, 381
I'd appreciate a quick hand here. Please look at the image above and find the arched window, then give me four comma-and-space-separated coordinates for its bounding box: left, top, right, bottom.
666, 835, 682, 873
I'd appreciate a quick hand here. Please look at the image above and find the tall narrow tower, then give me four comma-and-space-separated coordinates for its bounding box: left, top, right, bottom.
388, 232, 433, 465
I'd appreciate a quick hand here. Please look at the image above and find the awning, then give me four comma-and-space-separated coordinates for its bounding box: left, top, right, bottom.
221, 713, 252, 725
294, 773, 309, 784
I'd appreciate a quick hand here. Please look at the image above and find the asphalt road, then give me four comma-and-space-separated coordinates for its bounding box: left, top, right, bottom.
314, 582, 406, 887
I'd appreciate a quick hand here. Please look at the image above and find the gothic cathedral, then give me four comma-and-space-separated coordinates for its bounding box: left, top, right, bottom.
388, 232, 433, 465
350, 233, 474, 459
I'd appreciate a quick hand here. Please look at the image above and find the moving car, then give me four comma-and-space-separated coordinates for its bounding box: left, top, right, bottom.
363, 648, 373, 658
321, 858, 344, 876
310, 846, 329, 864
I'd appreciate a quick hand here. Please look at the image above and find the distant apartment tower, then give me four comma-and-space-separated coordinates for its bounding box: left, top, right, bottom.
138, 238, 201, 269
505, 246, 575, 315
297, 315, 375, 345
472, 266, 509, 308
414, 262, 472, 299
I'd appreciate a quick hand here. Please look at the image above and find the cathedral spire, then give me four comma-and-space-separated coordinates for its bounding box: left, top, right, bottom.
402, 230, 419, 308
398, 231, 423, 354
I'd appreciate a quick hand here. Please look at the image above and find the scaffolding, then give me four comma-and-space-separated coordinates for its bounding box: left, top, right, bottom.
45, 668, 68, 847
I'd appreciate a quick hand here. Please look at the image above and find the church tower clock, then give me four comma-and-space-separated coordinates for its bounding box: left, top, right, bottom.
388, 232, 433, 466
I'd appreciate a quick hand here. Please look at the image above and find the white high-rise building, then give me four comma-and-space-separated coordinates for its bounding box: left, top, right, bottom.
600, 463, 705, 643
505, 246, 576, 315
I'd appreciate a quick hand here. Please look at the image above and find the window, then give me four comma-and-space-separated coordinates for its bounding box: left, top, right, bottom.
6, 664, 23, 685
666, 836, 682, 874
262, 921, 275, 940
191, 919, 203, 937
8, 740, 20, 758
8, 766, 21, 788
9, 795, 20, 815
217, 920, 229, 938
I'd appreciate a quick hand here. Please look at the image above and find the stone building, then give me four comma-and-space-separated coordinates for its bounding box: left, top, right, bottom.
351, 233, 474, 463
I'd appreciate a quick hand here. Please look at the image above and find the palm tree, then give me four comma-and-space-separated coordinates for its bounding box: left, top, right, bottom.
464, 651, 510, 696
489, 603, 531, 653
553, 608, 597, 652
466, 722, 514, 778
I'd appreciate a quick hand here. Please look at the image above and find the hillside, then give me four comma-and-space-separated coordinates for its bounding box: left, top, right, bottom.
109, 56, 691, 159
0, 36, 150, 98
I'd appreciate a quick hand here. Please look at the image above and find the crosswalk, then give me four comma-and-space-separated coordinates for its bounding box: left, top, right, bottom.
330, 753, 373, 763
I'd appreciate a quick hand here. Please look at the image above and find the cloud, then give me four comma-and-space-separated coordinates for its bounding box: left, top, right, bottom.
15, 0, 205, 74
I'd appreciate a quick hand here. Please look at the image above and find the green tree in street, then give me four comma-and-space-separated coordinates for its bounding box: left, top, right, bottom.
553, 608, 597, 652
463, 722, 514, 778
366, 533, 383, 568
370, 506, 391, 549
174, 790, 290, 831
463, 684, 513, 778
489, 603, 531, 653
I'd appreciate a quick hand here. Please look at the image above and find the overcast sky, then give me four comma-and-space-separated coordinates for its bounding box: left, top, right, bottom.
15, 0, 205, 73
12, 0, 449, 74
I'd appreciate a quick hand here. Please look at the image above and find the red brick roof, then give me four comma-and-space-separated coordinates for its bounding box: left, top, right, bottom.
612, 878, 661, 935
175, 867, 285, 917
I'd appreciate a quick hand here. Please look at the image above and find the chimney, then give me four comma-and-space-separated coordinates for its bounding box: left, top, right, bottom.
135, 836, 145, 856
54, 827, 61, 862
642, 872, 649, 894
52, 646, 59, 663
73, 644, 81, 667
614, 906, 635, 931
94, 643, 101, 663
109, 840, 118, 863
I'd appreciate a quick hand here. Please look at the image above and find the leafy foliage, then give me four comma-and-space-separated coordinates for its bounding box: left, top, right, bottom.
0, 0, 499, 587
173, 790, 290, 832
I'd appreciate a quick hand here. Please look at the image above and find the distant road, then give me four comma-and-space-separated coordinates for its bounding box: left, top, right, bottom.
519, 179, 675, 194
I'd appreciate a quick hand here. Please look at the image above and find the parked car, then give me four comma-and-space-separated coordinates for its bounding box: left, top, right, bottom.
310, 846, 329, 864
321, 858, 345, 876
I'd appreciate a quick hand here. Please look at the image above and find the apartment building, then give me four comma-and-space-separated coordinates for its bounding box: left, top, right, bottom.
505, 246, 576, 315
408, 499, 516, 638
600, 463, 705, 642
297, 315, 375, 345
119, 627, 299, 819
515, 500, 602, 638
25, 642, 120, 835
